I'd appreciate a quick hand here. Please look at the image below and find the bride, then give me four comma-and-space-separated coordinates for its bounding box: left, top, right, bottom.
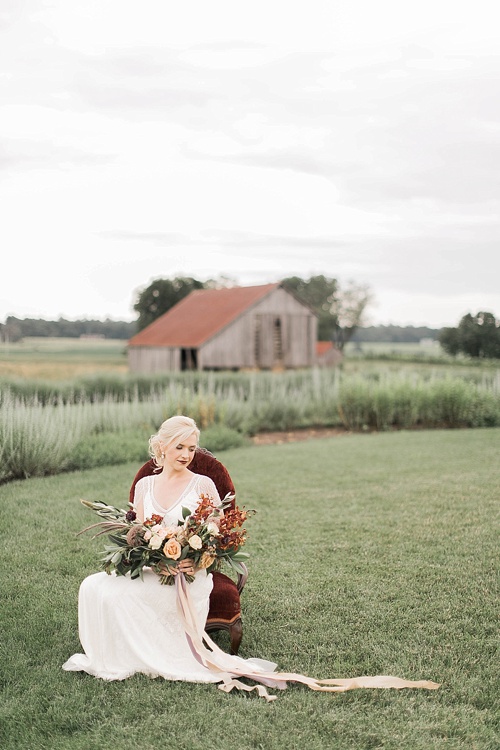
63, 415, 261, 682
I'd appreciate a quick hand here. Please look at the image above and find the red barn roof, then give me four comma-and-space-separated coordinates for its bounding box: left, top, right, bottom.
129, 283, 280, 348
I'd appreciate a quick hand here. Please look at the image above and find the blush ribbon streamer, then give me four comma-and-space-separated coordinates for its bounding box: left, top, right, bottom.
175, 574, 441, 702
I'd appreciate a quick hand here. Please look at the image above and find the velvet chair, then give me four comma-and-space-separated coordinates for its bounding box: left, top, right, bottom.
129, 448, 247, 655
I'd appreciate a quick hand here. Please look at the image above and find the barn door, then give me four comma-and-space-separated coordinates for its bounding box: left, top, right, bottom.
180, 348, 198, 371
254, 315, 283, 368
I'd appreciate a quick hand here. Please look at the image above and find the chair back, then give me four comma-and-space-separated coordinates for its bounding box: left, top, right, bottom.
129, 448, 236, 507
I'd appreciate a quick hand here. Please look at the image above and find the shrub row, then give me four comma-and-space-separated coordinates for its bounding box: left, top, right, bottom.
2, 365, 499, 405
1, 370, 499, 483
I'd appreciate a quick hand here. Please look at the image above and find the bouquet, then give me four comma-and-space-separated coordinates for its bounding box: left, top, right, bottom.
79, 493, 254, 585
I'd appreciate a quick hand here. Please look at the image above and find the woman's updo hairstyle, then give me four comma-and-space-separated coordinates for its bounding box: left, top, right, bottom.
149, 415, 200, 468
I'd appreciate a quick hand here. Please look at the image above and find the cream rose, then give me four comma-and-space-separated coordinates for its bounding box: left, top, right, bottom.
163, 538, 182, 560
188, 534, 202, 550
149, 534, 163, 550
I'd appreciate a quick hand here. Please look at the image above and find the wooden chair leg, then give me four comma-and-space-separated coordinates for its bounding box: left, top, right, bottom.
229, 618, 243, 655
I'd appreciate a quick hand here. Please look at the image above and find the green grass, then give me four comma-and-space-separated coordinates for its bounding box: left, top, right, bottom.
1, 429, 499, 749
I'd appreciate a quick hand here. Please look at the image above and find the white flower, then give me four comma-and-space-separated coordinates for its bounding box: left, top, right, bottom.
188, 534, 202, 550
206, 522, 220, 536
149, 534, 163, 550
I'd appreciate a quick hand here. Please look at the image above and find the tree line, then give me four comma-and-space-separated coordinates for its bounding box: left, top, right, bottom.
0, 316, 135, 341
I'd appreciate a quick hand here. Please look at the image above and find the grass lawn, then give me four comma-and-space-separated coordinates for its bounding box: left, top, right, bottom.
1, 428, 499, 750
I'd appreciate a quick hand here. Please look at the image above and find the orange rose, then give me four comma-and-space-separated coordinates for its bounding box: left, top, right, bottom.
163, 538, 182, 560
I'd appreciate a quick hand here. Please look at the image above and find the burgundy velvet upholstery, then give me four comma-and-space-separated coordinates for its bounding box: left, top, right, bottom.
129, 448, 244, 653
209, 572, 243, 623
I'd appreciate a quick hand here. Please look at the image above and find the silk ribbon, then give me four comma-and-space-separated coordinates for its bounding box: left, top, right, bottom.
175, 574, 440, 702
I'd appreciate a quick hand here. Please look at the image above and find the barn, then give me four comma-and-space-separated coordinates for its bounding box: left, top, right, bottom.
127, 283, 317, 372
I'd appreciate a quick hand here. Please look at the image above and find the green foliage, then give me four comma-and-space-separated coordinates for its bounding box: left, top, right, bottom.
1, 430, 499, 749
282, 275, 373, 348
200, 424, 248, 453
439, 311, 500, 359
66, 431, 150, 471
338, 375, 500, 431
0, 392, 92, 483
133, 276, 205, 331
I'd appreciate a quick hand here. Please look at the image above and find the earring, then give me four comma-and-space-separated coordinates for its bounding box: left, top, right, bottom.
160, 452, 165, 459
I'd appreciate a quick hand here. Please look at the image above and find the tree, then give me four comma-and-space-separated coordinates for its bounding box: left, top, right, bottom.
438, 326, 461, 356
133, 277, 205, 332
329, 280, 374, 349
204, 275, 237, 289
282, 275, 373, 348
439, 311, 500, 358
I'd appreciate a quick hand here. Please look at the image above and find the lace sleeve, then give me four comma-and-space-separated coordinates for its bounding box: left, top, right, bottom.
197, 475, 222, 506
133, 476, 148, 517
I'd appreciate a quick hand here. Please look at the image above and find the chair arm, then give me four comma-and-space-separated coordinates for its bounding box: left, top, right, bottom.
236, 563, 249, 594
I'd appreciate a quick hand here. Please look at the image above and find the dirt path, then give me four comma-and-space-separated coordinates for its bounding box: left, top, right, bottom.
251, 426, 350, 445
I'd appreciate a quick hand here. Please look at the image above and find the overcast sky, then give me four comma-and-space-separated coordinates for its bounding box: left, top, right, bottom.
1, 0, 499, 328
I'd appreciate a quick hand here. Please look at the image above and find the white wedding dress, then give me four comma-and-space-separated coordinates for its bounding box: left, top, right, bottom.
63, 472, 231, 682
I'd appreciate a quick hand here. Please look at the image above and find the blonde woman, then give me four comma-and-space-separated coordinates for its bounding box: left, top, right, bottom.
63, 416, 225, 682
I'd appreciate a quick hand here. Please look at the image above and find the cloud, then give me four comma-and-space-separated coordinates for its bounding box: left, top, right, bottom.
0, 136, 115, 174
99, 228, 349, 249
173, 48, 500, 212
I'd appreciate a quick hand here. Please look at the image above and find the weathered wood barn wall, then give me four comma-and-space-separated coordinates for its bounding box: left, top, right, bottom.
201, 285, 315, 369
128, 283, 317, 373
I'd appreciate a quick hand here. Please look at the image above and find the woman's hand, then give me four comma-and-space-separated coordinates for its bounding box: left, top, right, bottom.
175, 558, 196, 577
154, 558, 197, 578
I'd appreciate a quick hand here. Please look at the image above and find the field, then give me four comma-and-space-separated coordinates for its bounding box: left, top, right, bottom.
1, 337, 497, 382
0, 338, 127, 379
1, 429, 499, 749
